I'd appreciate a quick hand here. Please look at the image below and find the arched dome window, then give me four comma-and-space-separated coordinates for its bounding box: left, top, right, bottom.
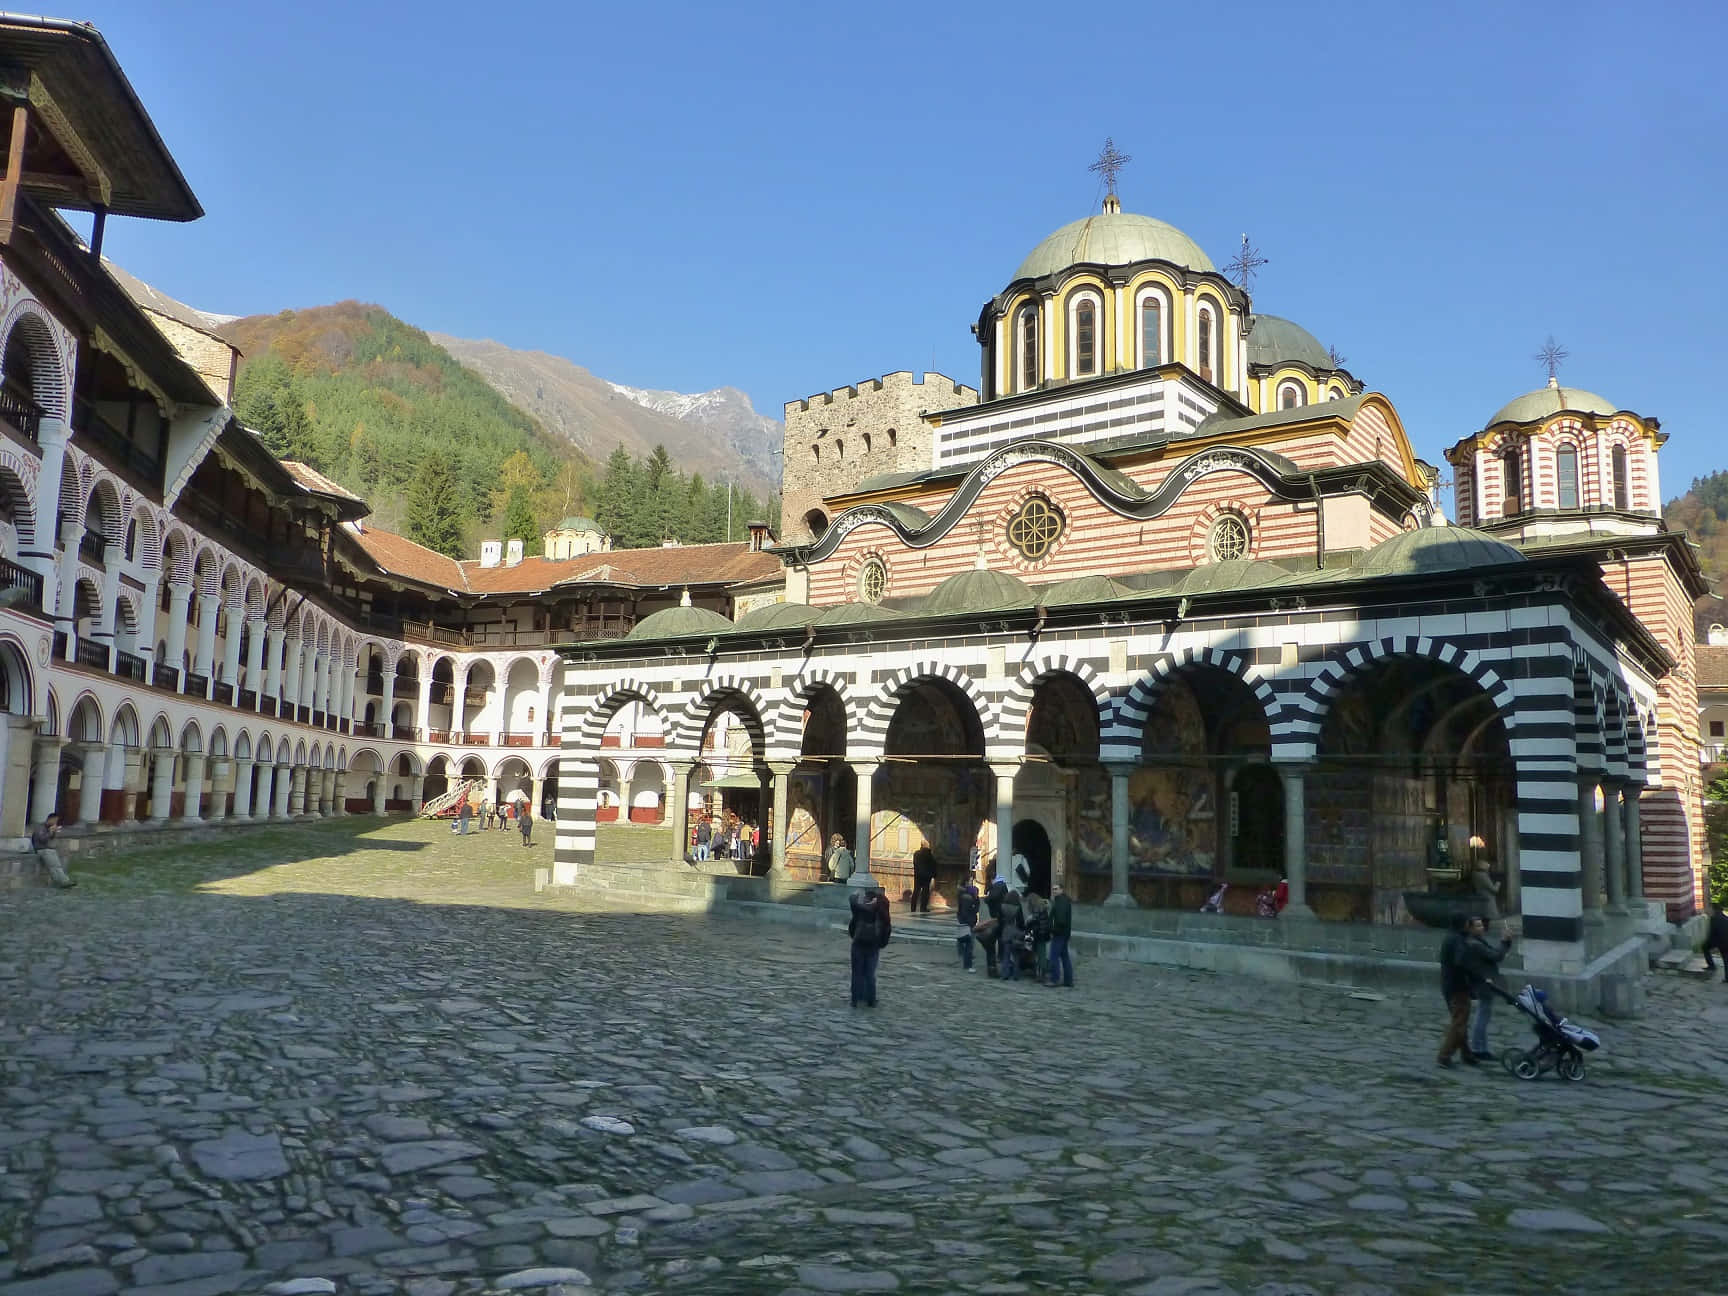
1138, 292, 1164, 367
1072, 296, 1098, 377
1017, 305, 1039, 393
1611, 444, 1630, 510
1196, 305, 1215, 384
1556, 444, 1579, 509
1278, 382, 1306, 410
1500, 444, 1522, 514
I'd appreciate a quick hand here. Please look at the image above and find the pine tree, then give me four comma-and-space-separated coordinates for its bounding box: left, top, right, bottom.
234, 352, 312, 460
404, 456, 466, 558
501, 484, 539, 549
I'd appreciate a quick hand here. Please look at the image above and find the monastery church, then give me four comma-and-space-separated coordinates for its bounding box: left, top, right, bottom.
554, 176, 1707, 1005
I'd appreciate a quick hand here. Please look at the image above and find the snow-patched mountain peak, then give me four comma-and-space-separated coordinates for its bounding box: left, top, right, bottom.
607, 381, 760, 423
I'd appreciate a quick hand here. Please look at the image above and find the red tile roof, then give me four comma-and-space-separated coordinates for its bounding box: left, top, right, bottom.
1699, 644, 1728, 692
343, 524, 780, 597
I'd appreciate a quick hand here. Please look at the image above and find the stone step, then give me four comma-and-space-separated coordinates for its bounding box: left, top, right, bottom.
1654, 950, 1714, 978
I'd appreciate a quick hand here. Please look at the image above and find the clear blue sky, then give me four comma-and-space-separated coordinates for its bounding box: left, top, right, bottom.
83, 0, 1727, 504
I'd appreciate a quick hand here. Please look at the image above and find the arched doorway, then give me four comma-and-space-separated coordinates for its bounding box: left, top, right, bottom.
1011, 819, 1052, 896
791, 685, 851, 880
1229, 763, 1283, 875
877, 678, 988, 903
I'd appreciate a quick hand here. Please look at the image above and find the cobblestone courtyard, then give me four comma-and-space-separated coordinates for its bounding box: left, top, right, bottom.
3, 819, 1727, 1295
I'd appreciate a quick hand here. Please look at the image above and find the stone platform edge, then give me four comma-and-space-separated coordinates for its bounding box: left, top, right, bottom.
540, 863, 1654, 1018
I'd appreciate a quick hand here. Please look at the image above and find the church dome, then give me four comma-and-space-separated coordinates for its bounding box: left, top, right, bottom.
1039, 574, 1136, 606
922, 568, 1035, 616
1175, 559, 1289, 596
1359, 526, 1525, 577
1487, 383, 1619, 428
1014, 210, 1214, 281
1247, 315, 1332, 371
732, 601, 823, 632
626, 604, 732, 640
815, 601, 905, 626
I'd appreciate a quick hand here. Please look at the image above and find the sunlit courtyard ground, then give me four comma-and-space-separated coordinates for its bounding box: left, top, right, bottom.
3, 816, 1727, 1295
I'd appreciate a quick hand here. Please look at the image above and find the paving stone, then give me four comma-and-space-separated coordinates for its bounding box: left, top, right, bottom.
376, 1141, 485, 1175
0, 1268, 121, 1296
187, 1132, 288, 1182
129, 1250, 246, 1286
363, 1115, 433, 1141
493, 1267, 592, 1288
795, 1263, 900, 1291
1507, 1208, 1610, 1233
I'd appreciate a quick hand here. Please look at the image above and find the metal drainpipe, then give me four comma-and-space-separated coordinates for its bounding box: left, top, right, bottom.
1308, 473, 1325, 570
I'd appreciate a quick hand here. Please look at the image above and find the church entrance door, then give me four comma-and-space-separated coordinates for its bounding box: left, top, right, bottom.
1012, 819, 1052, 896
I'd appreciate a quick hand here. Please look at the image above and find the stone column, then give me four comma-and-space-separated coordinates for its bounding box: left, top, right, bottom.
29, 736, 64, 826
251, 762, 272, 821
244, 619, 266, 702
668, 761, 694, 865
179, 752, 206, 823
1104, 763, 1137, 908
27, 418, 69, 615
148, 749, 174, 822
206, 757, 233, 823
120, 748, 146, 823
52, 515, 82, 657
1, 716, 34, 837
297, 650, 317, 712
417, 672, 434, 739
287, 765, 306, 817
409, 774, 425, 815
318, 769, 333, 816
272, 762, 293, 819
989, 761, 1018, 886
372, 772, 388, 816
846, 760, 878, 881
280, 637, 303, 715
1624, 791, 1644, 901
94, 561, 121, 660
219, 612, 244, 693
1577, 776, 1604, 926
1276, 762, 1316, 920
767, 760, 795, 876
74, 742, 106, 827
191, 593, 220, 692
332, 770, 348, 816
162, 583, 193, 688
232, 757, 255, 820
263, 627, 285, 708
1601, 781, 1626, 913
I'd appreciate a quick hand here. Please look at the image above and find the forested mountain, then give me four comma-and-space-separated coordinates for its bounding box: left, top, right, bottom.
219, 302, 772, 559
1665, 470, 1728, 592
430, 332, 780, 497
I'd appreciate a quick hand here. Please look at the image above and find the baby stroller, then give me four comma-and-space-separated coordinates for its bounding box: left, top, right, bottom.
1495, 984, 1601, 1082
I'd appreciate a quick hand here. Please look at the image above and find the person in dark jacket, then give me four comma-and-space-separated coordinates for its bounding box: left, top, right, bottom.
996, 884, 1025, 982
517, 803, 534, 847
1045, 882, 1074, 987
1703, 903, 1728, 984
955, 880, 980, 971
1458, 916, 1513, 1061
1436, 913, 1472, 1068
910, 844, 936, 913
981, 877, 1007, 977
847, 884, 891, 1008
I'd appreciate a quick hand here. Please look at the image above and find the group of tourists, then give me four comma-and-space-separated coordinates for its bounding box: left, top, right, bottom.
451, 795, 534, 846
692, 811, 758, 864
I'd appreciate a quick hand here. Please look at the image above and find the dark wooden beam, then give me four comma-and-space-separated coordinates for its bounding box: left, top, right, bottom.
0, 103, 28, 243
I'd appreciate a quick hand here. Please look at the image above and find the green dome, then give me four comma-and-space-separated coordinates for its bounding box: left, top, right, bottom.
1176, 560, 1289, 597
731, 601, 823, 632
815, 601, 905, 626
555, 515, 602, 532
922, 568, 1035, 616
1359, 526, 1525, 577
1014, 210, 1213, 281
1247, 315, 1332, 371
1487, 384, 1619, 428
1039, 574, 1137, 606
626, 604, 732, 640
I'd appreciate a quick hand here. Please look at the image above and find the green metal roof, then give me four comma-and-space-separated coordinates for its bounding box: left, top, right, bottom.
815, 601, 907, 626
1358, 526, 1526, 577
1246, 314, 1333, 371
625, 604, 732, 640
1487, 384, 1619, 428
731, 601, 823, 632
1176, 559, 1291, 597
555, 515, 603, 532
921, 568, 1036, 616
1038, 574, 1137, 606
1014, 211, 1214, 281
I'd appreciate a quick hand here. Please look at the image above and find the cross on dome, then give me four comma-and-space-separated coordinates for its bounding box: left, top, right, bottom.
1088, 137, 1131, 200
1535, 336, 1569, 385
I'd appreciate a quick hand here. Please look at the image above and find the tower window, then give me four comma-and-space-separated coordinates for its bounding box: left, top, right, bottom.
1018, 306, 1039, 392
1141, 296, 1162, 367
1556, 444, 1579, 509
1611, 445, 1629, 510
1074, 298, 1097, 377
1278, 382, 1305, 410
1500, 445, 1522, 514
1197, 306, 1215, 384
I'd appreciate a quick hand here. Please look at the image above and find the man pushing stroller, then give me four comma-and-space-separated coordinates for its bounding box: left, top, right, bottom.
1437, 914, 1512, 1068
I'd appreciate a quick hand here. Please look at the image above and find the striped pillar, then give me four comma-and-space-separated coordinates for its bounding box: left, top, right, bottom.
554, 744, 599, 885
1508, 662, 1584, 965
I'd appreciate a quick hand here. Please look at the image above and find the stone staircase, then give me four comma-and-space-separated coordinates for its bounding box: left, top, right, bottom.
1654, 949, 1722, 980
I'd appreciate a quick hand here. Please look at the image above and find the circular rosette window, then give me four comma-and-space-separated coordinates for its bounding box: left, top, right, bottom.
1005, 495, 1064, 561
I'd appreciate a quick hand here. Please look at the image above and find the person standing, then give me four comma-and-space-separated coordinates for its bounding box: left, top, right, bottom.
1703, 903, 1728, 984
478, 798, 492, 831
826, 833, 855, 884
518, 802, 534, 848
911, 844, 936, 913
981, 876, 1007, 977
1046, 882, 1074, 987
847, 882, 891, 1008
695, 815, 712, 862
1023, 888, 1052, 984
997, 882, 1024, 982
1460, 915, 1513, 1062
1436, 914, 1472, 1068
31, 814, 75, 889
955, 878, 980, 972
456, 798, 473, 835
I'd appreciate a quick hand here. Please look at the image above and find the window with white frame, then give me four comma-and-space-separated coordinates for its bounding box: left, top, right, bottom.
1556, 443, 1579, 509
858, 557, 887, 604
1208, 512, 1249, 562
1017, 305, 1039, 392
1071, 295, 1098, 377
1139, 292, 1163, 367
1611, 444, 1630, 510
1278, 382, 1306, 410
1196, 304, 1215, 384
